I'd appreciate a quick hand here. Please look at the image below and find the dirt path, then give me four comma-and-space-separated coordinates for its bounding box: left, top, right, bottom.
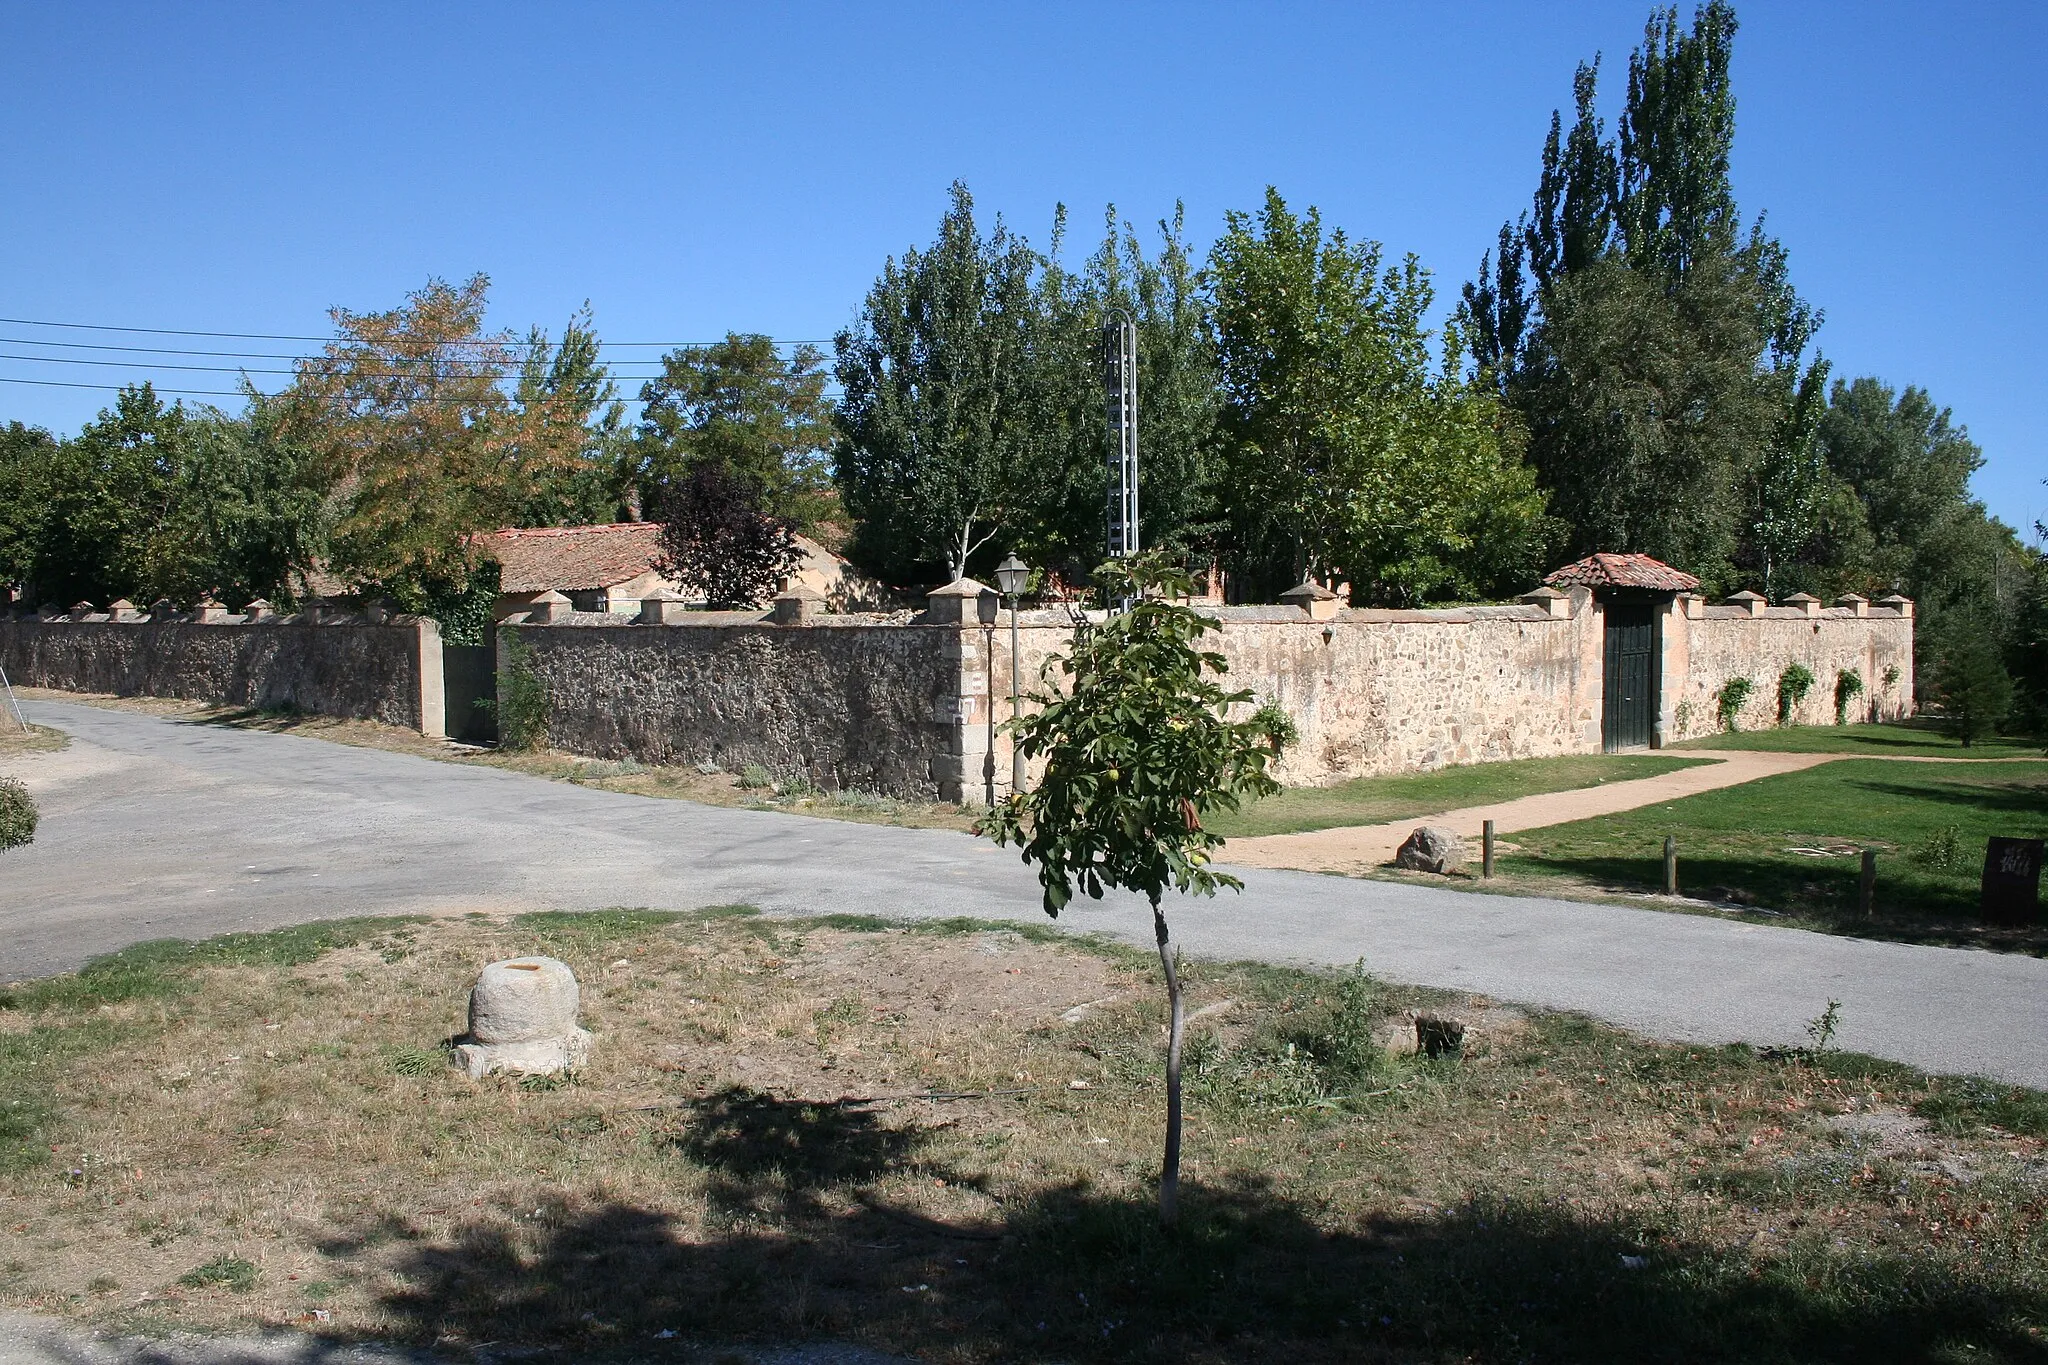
1221, 750, 1842, 875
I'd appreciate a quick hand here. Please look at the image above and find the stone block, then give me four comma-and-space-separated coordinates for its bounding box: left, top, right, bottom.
1395, 825, 1466, 874
454, 956, 592, 1079
1279, 580, 1341, 622
1724, 590, 1766, 617
771, 584, 826, 625
1784, 592, 1821, 619
1517, 586, 1570, 618
924, 578, 991, 625
639, 588, 689, 625
528, 590, 572, 625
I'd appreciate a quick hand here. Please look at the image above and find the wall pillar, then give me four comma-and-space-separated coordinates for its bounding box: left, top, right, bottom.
413, 616, 446, 739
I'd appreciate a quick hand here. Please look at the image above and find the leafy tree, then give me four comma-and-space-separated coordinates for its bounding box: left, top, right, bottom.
1460, 2, 1823, 592
0, 422, 61, 598
1211, 189, 1547, 604
834, 182, 1041, 583
979, 554, 1293, 1225
1929, 621, 2014, 748
21, 384, 192, 607
282, 274, 529, 614
634, 333, 834, 531
507, 306, 631, 527
1016, 204, 1221, 582
653, 460, 801, 609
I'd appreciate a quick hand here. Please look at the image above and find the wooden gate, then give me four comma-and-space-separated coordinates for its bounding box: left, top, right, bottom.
1602, 605, 1655, 751
443, 638, 497, 745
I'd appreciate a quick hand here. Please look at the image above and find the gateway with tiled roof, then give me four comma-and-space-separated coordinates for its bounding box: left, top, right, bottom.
1544, 552, 1701, 593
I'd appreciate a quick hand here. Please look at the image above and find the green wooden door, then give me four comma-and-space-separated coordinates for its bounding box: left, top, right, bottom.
1602, 605, 1655, 751
443, 640, 498, 745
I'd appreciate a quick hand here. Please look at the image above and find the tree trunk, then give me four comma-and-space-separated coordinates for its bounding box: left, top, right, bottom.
1154, 903, 1184, 1227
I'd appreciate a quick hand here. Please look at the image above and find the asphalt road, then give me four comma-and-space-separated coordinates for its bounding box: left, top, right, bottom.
7, 700, 2046, 1086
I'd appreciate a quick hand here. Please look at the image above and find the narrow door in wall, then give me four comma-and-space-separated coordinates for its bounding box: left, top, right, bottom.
1602, 605, 1655, 751
443, 635, 498, 745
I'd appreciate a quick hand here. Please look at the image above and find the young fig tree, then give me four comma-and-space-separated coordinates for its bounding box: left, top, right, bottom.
977, 553, 1293, 1225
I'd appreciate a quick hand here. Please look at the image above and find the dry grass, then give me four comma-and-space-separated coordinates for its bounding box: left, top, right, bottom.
15, 690, 977, 831
0, 721, 68, 759
3, 909, 2047, 1362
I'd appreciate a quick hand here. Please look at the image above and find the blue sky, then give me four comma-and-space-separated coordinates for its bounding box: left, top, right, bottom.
3, 2, 2042, 539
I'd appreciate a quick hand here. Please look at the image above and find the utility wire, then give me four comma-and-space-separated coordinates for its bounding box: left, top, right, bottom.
0, 376, 572, 404
0, 351, 681, 379
0, 314, 834, 348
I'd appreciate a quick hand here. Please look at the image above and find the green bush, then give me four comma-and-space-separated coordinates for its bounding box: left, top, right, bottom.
495, 630, 551, 752
1914, 822, 1968, 874
1716, 677, 1754, 731
1834, 669, 1864, 725
0, 775, 36, 850
178, 1255, 258, 1292
1777, 663, 1816, 725
737, 762, 775, 790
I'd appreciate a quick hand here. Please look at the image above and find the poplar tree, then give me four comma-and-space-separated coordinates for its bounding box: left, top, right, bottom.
833, 183, 1040, 583
1459, 1, 1826, 592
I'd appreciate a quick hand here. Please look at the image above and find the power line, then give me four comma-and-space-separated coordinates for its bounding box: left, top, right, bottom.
0, 376, 616, 405
0, 315, 835, 348
0, 351, 680, 379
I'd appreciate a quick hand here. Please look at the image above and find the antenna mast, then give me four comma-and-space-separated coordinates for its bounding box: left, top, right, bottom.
1104, 312, 1138, 561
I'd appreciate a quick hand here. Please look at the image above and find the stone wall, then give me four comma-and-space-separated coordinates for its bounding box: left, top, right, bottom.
977, 595, 1604, 791
7, 583, 1915, 801
508, 614, 962, 799
1661, 601, 1915, 740
0, 614, 440, 733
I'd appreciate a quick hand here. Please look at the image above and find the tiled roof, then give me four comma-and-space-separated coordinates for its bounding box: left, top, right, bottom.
481, 523, 670, 593
1543, 552, 1701, 592
479, 522, 850, 594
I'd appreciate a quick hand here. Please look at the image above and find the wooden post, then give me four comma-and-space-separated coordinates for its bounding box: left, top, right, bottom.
1663, 836, 1678, 896
1860, 849, 1877, 917
1482, 820, 1495, 879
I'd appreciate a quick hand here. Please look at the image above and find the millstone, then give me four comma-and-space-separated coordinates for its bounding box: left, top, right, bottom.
453, 956, 592, 1079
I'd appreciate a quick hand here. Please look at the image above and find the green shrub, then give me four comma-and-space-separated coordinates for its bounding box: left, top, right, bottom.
178, 1255, 258, 1292
737, 762, 775, 790
0, 775, 34, 850
1716, 677, 1754, 731
1914, 822, 1968, 874
495, 630, 550, 752
1777, 663, 1816, 725
1834, 669, 1864, 724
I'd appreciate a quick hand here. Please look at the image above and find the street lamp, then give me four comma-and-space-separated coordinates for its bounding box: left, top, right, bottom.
994, 553, 1030, 793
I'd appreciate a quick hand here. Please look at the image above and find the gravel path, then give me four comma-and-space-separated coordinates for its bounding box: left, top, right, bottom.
1221, 750, 1841, 872
7, 700, 2047, 1088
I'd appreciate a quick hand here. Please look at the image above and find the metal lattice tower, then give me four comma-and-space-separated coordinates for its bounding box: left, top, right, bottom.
1104, 313, 1138, 560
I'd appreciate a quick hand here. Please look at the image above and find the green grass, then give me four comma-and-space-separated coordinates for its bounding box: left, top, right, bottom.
1207, 753, 1717, 838
1499, 758, 2048, 948
1676, 717, 2041, 758
0, 916, 418, 1012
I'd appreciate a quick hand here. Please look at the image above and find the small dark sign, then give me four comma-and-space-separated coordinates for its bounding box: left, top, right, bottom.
1981, 837, 2044, 926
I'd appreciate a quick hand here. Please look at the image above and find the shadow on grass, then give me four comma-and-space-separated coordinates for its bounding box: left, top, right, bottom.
341, 1163, 2048, 1364
1847, 777, 2048, 820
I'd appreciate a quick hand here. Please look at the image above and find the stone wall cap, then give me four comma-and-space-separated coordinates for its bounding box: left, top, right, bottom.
1518, 586, 1567, 600
107, 598, 137, 613
1836, 592, 1868, 604
532, 589, 572, 604
926, 577, 991, 599
1876, 593, 1913, 605
640, 587, 688, 602
1279, 581, 1341, 602
1783, 592, 1821, 604
775, 583, 827, 602
1724, 590, 1766, 602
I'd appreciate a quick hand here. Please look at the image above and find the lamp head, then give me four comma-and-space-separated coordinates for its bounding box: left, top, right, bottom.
994, 552, 1030, 597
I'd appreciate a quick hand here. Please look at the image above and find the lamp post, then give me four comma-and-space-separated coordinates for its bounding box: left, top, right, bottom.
994, 552, 1030, 793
